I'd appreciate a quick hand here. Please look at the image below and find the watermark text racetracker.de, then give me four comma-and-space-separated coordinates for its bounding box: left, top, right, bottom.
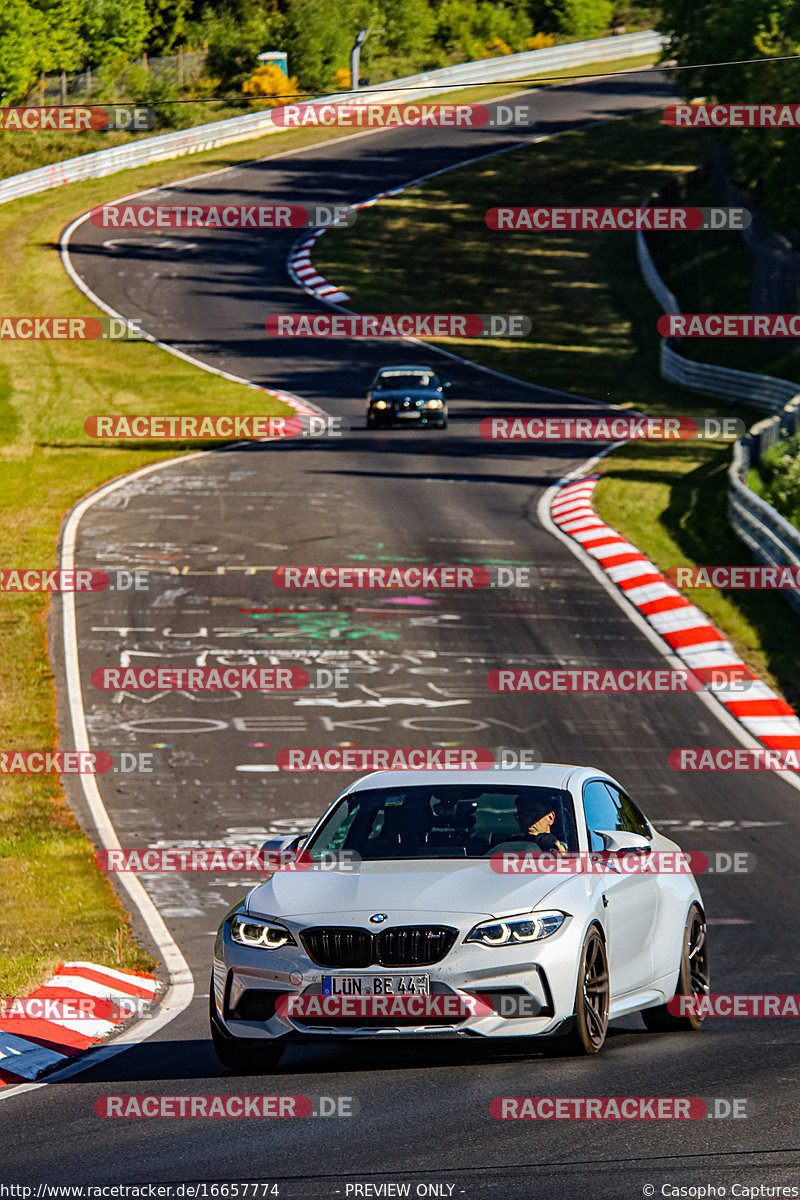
0, 317, 146, 340
266, 314, 531, 338
658, 314, 800, 337
94, 847, 358, 872
489, 850, 755, 875
665, 101, 800, 126
94, 1095, 356, 1118
0, 750, 155, 774
90, 203, 355, 229
0, 995, 157, 1022
0, 105, 154, 131
487, 667, 752, 693
275, 747, 497, 770
272, 100, 536, 129
669, 748, 800, 771
480, 415, 744, 441
486, 207, 750, 231
668, 994, 800, 1018
84, 415, 343, 440
491, 1097, 748, 1120
90, 666, 349, 691
666, 566, 800, 590
273, 565, 535, 589
0, 568, 149, 592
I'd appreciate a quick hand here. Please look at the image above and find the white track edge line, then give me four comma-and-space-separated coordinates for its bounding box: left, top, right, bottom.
0, 454, 219, 1104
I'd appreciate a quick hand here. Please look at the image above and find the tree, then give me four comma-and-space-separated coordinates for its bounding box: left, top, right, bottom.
0, 0, 84, 101
0, 0, 49, 100
278, 0, 372, 92
528, 0, 612, 38
79, 0, 153, 66
558, 0, 612, 38
197, 3, 283, 88
659, 0, 800, 226
375, 0, 436, 56
145, 0, 193, 54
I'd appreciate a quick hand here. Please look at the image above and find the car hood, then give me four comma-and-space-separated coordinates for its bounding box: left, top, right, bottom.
246, 860, 573, 922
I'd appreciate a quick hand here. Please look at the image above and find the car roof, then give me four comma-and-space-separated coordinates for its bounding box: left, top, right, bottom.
343, 764, 614, 794
375, 365, 436, 373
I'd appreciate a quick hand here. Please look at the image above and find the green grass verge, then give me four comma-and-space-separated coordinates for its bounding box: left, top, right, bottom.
314, 109, 800, 709
0, 125, 321, 998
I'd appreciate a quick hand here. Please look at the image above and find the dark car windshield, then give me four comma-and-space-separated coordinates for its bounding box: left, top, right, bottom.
304, 784, 578, 860
374, 371, 440, 391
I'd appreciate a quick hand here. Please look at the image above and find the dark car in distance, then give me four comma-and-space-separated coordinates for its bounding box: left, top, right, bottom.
366, 366, 450, 429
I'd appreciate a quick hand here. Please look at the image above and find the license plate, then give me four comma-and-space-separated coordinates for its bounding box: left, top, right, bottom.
321, 974, 430, 996
396, 411, 421, 418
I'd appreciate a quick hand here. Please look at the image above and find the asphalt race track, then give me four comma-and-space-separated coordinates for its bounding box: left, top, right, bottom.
2, 71, 799, 1198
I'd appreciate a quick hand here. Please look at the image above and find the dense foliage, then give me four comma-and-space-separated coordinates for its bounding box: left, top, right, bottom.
757, 432, 800, 528
659, 0, 800, 227
0, 0, 651, 102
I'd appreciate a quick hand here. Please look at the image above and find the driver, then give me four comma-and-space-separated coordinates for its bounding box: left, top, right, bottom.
515, 794, 567, 853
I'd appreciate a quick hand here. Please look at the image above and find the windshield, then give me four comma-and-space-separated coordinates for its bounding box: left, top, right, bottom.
304, 784, 579, 860
374, 371, 440, 390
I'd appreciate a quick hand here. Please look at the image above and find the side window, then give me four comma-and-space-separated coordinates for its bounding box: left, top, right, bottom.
605, 783, 652, 839
582, 780, 626, 852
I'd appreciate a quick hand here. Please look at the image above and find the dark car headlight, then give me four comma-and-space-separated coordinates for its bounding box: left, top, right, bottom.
373, 400, 390, 410
230, 914, 296, 949
465, 910, 567, 946
425, 398, 443, 409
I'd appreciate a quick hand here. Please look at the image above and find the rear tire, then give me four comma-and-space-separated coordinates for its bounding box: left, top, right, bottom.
642, 904, 709, 1032
559, 925, 609, 1055
209, 984, 286, 1073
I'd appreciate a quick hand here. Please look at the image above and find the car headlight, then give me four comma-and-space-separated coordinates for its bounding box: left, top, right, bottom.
464, 910, 567, 946
374, 400, 389, 409
230, 914, 296, 949
425, 398, 443, 408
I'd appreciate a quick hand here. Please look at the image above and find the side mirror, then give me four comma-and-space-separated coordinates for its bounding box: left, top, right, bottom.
592, 830, 651, 854
259, 834, 303, 854
442, 381, 453, 390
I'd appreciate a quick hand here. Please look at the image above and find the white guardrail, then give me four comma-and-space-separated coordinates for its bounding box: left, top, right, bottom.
637, 205, 800, 616
0, 30, 663, 206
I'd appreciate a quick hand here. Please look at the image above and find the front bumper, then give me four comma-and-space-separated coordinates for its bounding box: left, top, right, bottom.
368, 407, 446, 426
212, 910, 586, 1041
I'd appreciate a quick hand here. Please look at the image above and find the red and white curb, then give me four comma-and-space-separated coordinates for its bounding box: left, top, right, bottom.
288, 228, 350, 303
268, 385, 328, 422
287, 183, 451, 306
550, 476, 800, 759
0, 962, 157, 1085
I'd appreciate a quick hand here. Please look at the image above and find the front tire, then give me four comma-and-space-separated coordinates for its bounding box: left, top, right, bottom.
642, 904, 709, 1032
560, 925, 609, 1055
209, 985, 286, 1073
